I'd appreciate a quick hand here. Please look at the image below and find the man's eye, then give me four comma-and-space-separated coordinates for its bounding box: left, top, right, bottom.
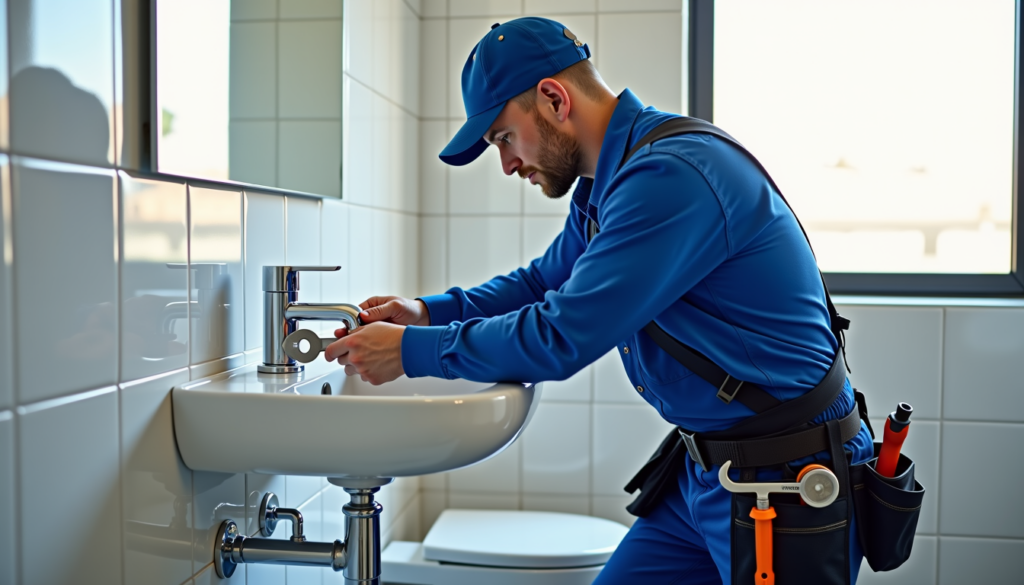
499, 134, 511, 145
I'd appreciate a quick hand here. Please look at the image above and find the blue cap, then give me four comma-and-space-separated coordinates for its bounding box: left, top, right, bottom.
439, 17, 592, 166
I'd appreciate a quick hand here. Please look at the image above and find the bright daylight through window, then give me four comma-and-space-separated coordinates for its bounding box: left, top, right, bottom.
714, 0, 1016, 274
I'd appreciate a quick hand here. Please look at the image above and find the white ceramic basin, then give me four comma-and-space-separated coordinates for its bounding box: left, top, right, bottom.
171, 359, 541, 482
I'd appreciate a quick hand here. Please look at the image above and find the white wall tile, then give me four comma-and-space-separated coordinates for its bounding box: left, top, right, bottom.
231, 0, 276, 21
344, 77, 374, 206
228, 121, 277, 187
19, 388, 122, 585
593, 349, 645, 404
448, 440, 521, 493
400, 113, 421, 213
244, 192, 286, 350
344, 0, 374, 86
12, 160, 116, 403
279, 20, 343, 118
419, 216, 447, 297
540, 365, 592, 402
592, 403, 674, 496
522, 403, 591, 494
9, 0, 115, 166
525, 0, 597, 14
404, 0, 423, 17
420, 489, 447, 537
384, 494, 423, 544
228, 22, 276, 119
0, 157, 12, 410
858, 535, 936, 585
838, 305, 943, 420
279, 121, 343, 197
938, 537, 1023, 585
420, 120, 449, 214
448, 491, 520, 510
597, 0, 681, 12
372, 0, 394, 99
372, 95, 394, 208
448, 216, 522, 290
591, 495, 636, 527
448, 121, 522, 214
347, 206, 375, 303
120, 369, 192, 585
280, 0, 343, 19
194, 561, 244, 585
597, 12, 682, 114
189, 185, 245, 365
0, 412, 14, 585
420, 0, 446, 17
523, 216, 567, 265
419, 19, 448, 119
0, 5, 6, 150
286, 196, 323, 302
397, 213, 421, 299
939, 422, 1024, 538
944, 308, 1024, 422
449, 0, 523, 17
394, 0, 421, 116
321, 199, 352, 305
192, 471, 245, 576
120, 174, 190, 382
287, 475, 325, 511
522, 493, 590, 516
372, 210, 395, 293
870, 418, 939, 535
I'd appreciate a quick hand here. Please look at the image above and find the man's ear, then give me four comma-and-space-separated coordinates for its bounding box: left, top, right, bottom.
537, 78, 571, 122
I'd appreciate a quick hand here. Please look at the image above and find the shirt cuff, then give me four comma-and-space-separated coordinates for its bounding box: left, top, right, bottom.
418, 293, 462, 327
402, 325, 449, 379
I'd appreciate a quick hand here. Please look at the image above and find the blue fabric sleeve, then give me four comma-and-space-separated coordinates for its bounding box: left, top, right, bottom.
403, 151, 733, 383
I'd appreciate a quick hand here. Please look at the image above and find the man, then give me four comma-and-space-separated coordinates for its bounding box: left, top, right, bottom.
325, 17, 873, 584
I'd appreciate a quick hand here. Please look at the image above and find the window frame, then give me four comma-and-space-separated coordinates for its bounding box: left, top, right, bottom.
687, 0, 1024, 296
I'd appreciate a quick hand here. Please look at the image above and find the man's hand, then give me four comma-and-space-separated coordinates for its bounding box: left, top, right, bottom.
324, 321, 405, 385
358, 296, 431, 327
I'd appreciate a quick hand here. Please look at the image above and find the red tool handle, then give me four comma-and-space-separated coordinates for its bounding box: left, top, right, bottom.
749, 507, 776, 585
876, 417, 909, 478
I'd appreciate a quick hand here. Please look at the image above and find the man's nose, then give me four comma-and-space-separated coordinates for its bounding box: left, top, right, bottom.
500, 151, 521, 177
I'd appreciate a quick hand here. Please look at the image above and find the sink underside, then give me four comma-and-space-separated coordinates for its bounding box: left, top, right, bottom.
171, 360, 541, 480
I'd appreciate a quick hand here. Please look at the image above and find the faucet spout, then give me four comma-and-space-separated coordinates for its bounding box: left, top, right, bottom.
285, 303, 362, 332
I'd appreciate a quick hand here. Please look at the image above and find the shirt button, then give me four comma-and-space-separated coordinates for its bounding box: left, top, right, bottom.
636, 386, 644, 393
623, 346, 630, 354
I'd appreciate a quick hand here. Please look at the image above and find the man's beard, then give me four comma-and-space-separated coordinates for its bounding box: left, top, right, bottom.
520, 110, 582, 199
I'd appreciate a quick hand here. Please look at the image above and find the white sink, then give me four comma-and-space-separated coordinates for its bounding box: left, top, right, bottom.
171, 359, 541, 483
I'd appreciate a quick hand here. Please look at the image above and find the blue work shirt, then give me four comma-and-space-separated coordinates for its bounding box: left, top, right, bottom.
403, 89, 856, 434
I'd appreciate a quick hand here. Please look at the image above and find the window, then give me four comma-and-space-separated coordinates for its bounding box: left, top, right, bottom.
688, 0, 1022, 294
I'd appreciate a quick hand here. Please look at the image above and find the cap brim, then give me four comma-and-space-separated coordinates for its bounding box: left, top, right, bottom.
439, 101, 506, 166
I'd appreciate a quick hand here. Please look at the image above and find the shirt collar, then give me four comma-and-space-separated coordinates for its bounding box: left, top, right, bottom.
571, 88, 646, 216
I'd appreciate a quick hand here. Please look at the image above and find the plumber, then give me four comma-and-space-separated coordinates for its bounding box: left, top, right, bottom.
324, 17, 874, 584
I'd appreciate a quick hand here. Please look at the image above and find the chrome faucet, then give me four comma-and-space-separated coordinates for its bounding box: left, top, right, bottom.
258, 266, 362, 374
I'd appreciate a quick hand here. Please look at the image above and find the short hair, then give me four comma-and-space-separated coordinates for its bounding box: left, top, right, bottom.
511, 60, 610, 112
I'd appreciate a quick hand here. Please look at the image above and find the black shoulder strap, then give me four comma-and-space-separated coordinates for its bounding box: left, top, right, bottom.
587, 116, 851, 416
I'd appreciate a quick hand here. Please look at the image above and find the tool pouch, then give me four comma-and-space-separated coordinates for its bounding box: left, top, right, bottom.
731, 492, 851, 585
849, 443, 925, 572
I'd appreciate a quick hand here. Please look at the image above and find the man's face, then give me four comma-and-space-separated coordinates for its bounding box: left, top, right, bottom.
486, 101, 581, 199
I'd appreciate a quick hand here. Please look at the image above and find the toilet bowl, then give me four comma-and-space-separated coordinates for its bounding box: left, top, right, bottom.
381, 509, 629, 585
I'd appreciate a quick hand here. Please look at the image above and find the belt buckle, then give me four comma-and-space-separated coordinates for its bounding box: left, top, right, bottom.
716, 375, 743, 404
678, 428, 709, 472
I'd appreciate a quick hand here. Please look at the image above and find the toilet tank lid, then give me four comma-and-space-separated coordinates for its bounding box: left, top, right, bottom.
422, 509, 629, 569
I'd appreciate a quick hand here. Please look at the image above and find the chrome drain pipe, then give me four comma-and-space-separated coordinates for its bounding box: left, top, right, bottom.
214, 484, 388, 584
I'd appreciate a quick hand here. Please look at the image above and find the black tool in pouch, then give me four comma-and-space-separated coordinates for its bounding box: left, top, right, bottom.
603, 117, 925, 581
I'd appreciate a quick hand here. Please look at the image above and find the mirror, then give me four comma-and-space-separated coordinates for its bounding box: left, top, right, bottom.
153, 0, 344, 197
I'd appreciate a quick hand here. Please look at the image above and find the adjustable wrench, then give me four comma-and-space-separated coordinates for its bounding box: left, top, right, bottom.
719, 460, 839, 585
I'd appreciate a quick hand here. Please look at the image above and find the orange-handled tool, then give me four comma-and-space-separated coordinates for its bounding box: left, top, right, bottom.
720, 461, 839, 585
876, 402, 913, 478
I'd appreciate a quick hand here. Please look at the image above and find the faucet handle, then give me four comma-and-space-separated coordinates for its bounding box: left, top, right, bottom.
262, 265, 341, 292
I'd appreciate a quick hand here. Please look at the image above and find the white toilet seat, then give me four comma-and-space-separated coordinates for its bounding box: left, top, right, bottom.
380, 510, 629, 585
423, 509, 629, 569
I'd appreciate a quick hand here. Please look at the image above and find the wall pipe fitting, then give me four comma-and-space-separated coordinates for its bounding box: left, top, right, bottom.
215, 485, 387, 585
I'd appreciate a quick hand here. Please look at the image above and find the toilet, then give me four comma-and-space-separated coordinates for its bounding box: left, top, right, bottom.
381, 509, 629, 585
